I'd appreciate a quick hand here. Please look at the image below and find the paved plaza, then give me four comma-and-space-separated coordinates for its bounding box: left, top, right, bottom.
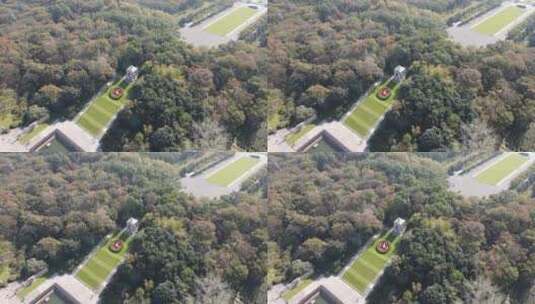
180, 152, 267, 199
448, 1, 535, 47
180, 2, 267, 48
449, 153, 535, 197
268, 121, 367, 152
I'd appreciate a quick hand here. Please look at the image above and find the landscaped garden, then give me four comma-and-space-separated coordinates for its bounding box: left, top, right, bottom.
376, 239, 391, 254
475, 153, 529, 186
343, 80, 401, 138
472, 5, 525, 35
205, 6, 258, 36
206, 156, 260, 187
376, 87, 392, 101
109, 87, 125, 100
342, 231, 401, 294
75, 232, 132, 290
75, 79, 133, 137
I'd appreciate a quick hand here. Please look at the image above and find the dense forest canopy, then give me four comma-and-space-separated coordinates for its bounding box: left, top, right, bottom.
0, 0, 266, 151
268, 0, 535, 151
268, 153, 535, 304
0, 153, 267, 303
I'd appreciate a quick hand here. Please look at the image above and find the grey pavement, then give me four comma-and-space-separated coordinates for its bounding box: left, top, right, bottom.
24, 121, 99, 152
0, 127, 26, 152
447, 1, 535, 47
180, 152, 267, 199
22, 274, 98, 304
268, 128, 295, 152
287, 276, 365, 304
0, 281, 23, 304
180, 2, 267, 48
448, 152, 535, 198
268, 121, 366, 153
296, 121, 366, 152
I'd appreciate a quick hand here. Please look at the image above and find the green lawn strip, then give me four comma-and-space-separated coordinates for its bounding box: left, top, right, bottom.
76, 234, 132, 290
344, 115, 372, 137
77, 115, 103, 136
347, 259, 381, 280
94, 249, 122, 268
343, 82, 399, 137
473, 6, 525, 35
282, 278, 313, 301
17, 276, 47, 299
75, 268, 102, 290
84, 105, 114, 127
205, 7, 258, 36
362, 98, 390, 115
83, 259, 112, 281
76, 80, 133, 136
206, 157, 260, 187
286, 124, 316, 145
94, 96, 122, 113
19, 123, 49, 144
343, 271, 370, 293
342, 232, 400, 292
351, 107, 381, 127
475, 153, 528, 185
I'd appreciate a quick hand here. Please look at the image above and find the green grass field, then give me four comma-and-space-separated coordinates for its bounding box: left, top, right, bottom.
76, 80, 132, 137
206, 156, 260, 187
75, 233, 131, 290
17, 276, 47, 299
286, 124, 315, 146
19, 123, 49, 144
342, 232, 400, 294
282, 278, 313, 301
343, 81, 400, 138
473, 6, 525, 35
205, 7, 258, 36
475, 153, 528, 186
